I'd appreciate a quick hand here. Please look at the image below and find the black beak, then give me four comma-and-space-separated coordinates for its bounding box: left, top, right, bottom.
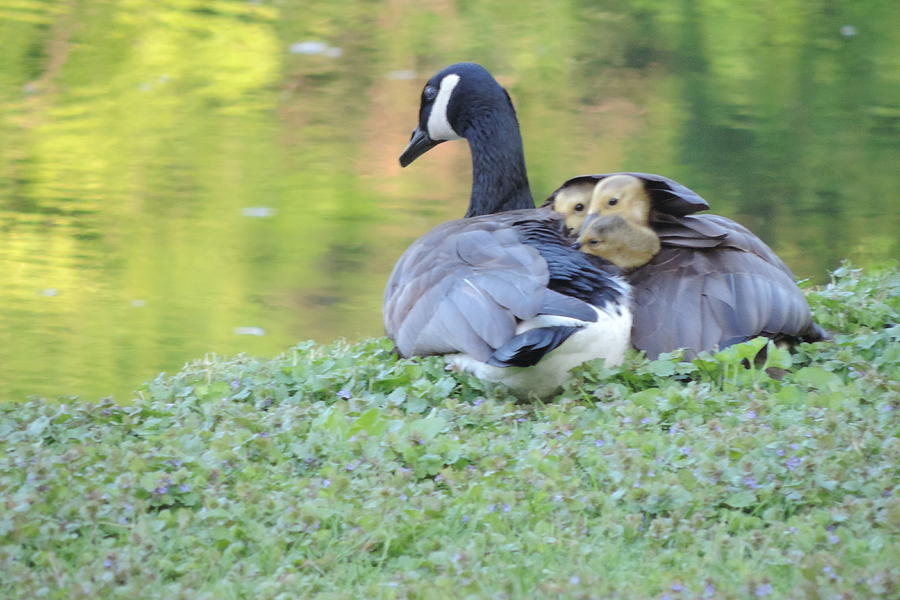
569, 240, 581, 251
399, 126, 444, 167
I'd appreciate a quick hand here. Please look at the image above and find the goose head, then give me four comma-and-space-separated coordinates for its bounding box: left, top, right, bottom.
586, 174, 653, 225
576, 214, 661, 270
577, 174, 660, 268
549, 180, 594, 234
399, 63, 533, 217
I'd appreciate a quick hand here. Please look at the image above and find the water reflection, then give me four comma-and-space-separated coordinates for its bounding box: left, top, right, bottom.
0, 0, 897, 401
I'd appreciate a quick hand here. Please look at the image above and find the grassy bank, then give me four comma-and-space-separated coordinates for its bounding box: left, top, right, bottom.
1, 263, 898, 599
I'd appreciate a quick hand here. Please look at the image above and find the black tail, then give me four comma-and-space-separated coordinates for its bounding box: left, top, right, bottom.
487, 325, 582, 367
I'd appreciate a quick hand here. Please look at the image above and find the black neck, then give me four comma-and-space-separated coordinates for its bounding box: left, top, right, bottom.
463, 110, 534, 217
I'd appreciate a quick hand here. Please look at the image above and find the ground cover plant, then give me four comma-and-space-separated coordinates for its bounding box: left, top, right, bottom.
1, 263, 898, 599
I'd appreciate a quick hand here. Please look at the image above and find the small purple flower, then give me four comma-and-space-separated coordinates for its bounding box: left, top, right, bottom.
680, 446, 692, 456
486, 504, 496, 513
473, 398, 484, 407
745, 410, 757, 420
743, 476, 759, 489
595, 439, 605, 447
569, 576, 580, 585
641, 417, 651, 425
336, 388, 352, 400
321, 479, 330, 488
755, 582, 773, 597
704, 583, 716, 597
671, 582, 684, 592
622, 417, 632, 424
345, 462, 356, 471
399, 494, 407, 501
785, 456, 802, 470
461, 515, 469, 522
776, 449, 785, 457
154, 485, 169, 495
785, 526, 797, 534
502, 503, 511, 513
103, 559, 114, 568
179, 484, 190, 493
828, 534, 840, 544
230, 379, 240, 390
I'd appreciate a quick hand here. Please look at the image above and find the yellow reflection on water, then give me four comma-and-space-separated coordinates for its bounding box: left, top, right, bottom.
0, 0, 897, 400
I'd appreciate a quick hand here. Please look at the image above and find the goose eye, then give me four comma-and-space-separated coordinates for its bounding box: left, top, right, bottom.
608, 197, 619, 206
423, 85, 437, 101
588, 239, 599, 247
574, 203, 584, 212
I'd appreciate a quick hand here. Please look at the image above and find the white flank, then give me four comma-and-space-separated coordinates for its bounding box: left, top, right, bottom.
427, 74, 462, 141
445, 302, 633, 399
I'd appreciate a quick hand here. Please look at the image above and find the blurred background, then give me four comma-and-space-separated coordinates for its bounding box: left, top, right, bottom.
1, 0, 898, 401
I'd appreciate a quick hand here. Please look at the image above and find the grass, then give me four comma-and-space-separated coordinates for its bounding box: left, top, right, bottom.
1, 262, 898, 599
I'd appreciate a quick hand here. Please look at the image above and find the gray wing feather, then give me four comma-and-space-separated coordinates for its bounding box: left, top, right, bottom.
629, 214, 816, 359
538, 289, 600, 322
384, 214, 554, 361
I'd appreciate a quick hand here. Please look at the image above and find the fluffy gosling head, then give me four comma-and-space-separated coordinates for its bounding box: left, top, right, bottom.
588, 174, 653, 225
550, 181, 595, 233
577, 215, 661, 270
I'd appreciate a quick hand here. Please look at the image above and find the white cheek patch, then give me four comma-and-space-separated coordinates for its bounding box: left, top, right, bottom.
427, 74, 462, 141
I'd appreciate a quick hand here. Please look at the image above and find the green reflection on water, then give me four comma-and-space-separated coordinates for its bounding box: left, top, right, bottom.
0, 0, 897, 401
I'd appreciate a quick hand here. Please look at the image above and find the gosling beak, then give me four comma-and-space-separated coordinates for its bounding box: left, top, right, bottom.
570, 240, 582, 251
578, 213, 599, 235
399, 126, 444, 167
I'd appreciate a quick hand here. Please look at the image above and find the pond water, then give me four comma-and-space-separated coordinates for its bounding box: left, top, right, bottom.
1, 0, 898, 401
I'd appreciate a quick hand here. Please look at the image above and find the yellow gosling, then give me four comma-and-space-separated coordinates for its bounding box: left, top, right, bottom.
549, 180, 594, 233
577, 215, 661, 269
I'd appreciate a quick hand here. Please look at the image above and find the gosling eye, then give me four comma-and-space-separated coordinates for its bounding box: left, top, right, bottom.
574, 203, 584, 212
423, 85, 438, 101
588, 239, 599, 247
608, 197, 619, 206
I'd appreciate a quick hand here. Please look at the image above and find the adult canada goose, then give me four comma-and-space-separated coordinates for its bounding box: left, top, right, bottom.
384, 63, 631, 398
553, 173, 828, 358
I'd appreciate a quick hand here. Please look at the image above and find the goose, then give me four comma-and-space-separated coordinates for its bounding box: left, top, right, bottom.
553, 173, 828, 358
384, 63, 631, 398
